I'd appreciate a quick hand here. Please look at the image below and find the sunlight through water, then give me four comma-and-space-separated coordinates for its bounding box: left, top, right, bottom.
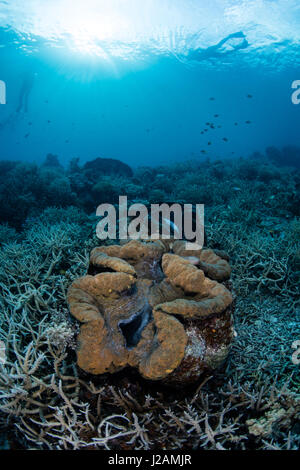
0, 0, 300, 66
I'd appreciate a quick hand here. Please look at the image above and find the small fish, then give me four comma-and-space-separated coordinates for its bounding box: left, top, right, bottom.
146, 128, 150, 133
47, 120, 51, 124
210, 124, 215, 129
201, 150, 206, 154
28, 122, 32, 126
45, 100, 48, 103
214, 114, 219, 118
233, 187, 241, 191
234, 122, 238, 126
247, 94, 253, 98
201, 131, 204, 135
223, 137, 228, 142
207, 142, 212, 146
65, 139, 69, 143
204, 129, 208, 132
24, 133, 30, 138
245, 120, 251, 124
206, 122, 210, 126
209, 97, 215, 101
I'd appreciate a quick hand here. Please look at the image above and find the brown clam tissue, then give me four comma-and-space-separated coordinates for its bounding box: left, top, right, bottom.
67, 239, 235, 385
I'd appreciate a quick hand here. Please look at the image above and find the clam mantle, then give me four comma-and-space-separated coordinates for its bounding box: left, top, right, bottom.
67, 239, 234, 385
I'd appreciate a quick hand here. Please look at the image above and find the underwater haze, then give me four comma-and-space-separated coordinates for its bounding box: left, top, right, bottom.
1, 0, 300, 166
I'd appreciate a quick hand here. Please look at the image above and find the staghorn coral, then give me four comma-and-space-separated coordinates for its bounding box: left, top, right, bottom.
0, 224, 18, 246
67, 239, 234, 385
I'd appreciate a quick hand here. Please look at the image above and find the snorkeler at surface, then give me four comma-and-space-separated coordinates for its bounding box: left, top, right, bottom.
184, 31, 249, 62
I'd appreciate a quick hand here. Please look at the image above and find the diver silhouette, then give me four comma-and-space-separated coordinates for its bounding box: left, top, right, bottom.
0, 71, 36, 131
186, 31, 249, 61
16, 71, 35, 114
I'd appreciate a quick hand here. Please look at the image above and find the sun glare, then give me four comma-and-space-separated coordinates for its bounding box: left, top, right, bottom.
1, 0, 300, 59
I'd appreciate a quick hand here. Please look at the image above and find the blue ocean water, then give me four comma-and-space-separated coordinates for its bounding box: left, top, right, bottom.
0, 2, 300, 451
1, 0, 300, 167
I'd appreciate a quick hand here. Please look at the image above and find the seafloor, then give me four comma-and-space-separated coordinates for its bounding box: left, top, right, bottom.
0, 152, 299, 450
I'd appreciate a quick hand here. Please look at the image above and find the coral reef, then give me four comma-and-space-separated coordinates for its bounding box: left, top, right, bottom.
42, 153, 63, 169
0, 155, 299, 450
83, 157, 133, 178
266, 145, 300, 169
1, 150, 299, 230
0, 162, 76, 228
